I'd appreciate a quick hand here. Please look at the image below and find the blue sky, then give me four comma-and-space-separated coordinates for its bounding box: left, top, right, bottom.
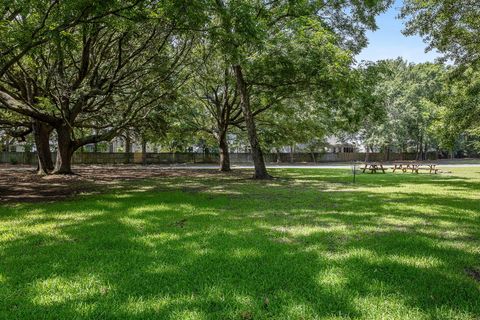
355, 0, 440, 63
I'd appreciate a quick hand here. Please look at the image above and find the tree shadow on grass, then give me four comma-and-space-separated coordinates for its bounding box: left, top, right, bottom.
0, 170, 479, 319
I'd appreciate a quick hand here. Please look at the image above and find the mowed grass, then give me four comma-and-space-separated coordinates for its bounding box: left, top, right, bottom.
0, 168, 479, 320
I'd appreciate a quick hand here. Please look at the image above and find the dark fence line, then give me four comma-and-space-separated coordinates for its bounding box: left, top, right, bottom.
1, 151, 439, 165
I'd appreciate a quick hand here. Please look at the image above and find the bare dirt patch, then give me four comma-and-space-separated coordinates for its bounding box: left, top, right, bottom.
0, 165, 242, 204
465, 267, 480, 283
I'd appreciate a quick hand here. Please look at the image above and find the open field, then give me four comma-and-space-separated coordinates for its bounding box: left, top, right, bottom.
0, 168, 479, 319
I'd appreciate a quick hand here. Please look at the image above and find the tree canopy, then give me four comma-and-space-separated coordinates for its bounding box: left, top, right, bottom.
2, 0, 479, 177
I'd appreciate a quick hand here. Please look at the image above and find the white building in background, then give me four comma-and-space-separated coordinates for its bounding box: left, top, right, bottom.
274, 136, 363, 154
325, 136, 360, 153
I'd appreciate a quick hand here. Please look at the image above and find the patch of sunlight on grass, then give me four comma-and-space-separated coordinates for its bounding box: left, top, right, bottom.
325, 248, 376, 262
317, 267, 347, 287
135, 233, 181, 247
281, 302, 318, 320
436, 239, 477, 253
30, 275, 110, 306
233, 293, 254, 306
130, 203, 200, 215
130, 204, 173, 214
231, 247, 261, 259
171, 309, 206, 320
144, 263, 179, 274
120, 217, 147, 230
113, 193, 134, 199
95, 200, 124, 208
379, 216, 426, 227
387, 255, 443, 269
0, 228, 17, 243
208, 186, 243, 195
130, 186, 156, 192
355, 295, 425, 320
269, 224, 348, 237
119, 296, 170, 315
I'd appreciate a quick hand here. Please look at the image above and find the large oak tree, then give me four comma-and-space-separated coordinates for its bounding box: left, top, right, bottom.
0, 1, 194, 173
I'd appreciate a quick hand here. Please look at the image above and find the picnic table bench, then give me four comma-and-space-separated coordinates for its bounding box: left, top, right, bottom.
361, 162, 386, 174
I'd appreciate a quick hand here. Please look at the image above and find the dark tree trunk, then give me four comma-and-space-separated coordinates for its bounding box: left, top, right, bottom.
32, 120, 54, 175
276, 148, 281, 163
53, 124, 75, 174
311, 151, 316, 163
416, 134, 423, 161
124, 132, 131, 164
218, 130, 231, 172
233, 65, 271, 179
141, 138, 147, 165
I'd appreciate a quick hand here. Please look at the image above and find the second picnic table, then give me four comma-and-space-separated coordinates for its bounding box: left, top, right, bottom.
392, 162, 439, 174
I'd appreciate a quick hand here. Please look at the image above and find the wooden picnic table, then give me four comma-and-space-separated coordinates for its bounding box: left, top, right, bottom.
391, 162, 417, 173
361, 162, 386, 174
391, 162, 439, 174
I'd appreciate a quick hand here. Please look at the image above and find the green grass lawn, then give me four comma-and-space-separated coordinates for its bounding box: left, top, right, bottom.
1, 168, 479, 319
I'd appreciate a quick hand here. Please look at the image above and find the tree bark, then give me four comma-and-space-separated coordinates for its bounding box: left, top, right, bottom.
124, 132, 131, 164
218, 130, 231, 172
32, 120, 54, 175
311, 151, 316, 163
53, 124, 75, 174
141, 138, 147, 165
233, 65, 270, 179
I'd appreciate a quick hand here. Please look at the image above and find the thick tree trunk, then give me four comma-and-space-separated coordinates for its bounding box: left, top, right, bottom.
141, 138, 147, 165
32, 120, 54, 175
124, 132, 131, 164
218, 130, 231, 172
276, 148, 281, 163
53, 124, 75, 174
233, 65, 271, 179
